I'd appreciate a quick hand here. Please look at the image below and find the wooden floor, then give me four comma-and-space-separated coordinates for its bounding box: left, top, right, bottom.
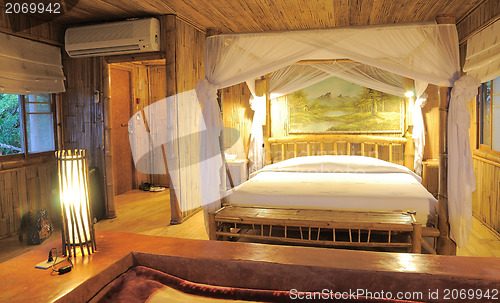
0, 189, 498, 263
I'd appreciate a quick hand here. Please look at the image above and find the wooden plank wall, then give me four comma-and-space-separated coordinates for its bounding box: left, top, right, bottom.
0, 15, 63, 238
61, 56, 110, 217
222, 83, 253, 158
457, 2, 500, 234
0, 6, 64, 46
456, 0, 500, 44
174, 15, 205, 217
62, 57, 105, 173
162, 15, 205, 222
0, 162, 59, 239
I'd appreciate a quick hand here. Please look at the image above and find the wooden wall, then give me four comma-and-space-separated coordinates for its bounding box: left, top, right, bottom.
0, 162, 59, 239
457, 2, 500, 234
61, 56, 112, 217
62, 57, 105, 169
456, 0, 500, 44
0, 7, 64, 46
222, 83, 253, 158
162, 15, 206, 222
0, 16, 63, 238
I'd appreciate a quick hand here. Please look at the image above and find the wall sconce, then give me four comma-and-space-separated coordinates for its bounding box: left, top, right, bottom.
56, 150, 96, 257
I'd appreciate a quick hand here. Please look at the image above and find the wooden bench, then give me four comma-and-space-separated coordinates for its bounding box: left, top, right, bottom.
209, 206, 440, 254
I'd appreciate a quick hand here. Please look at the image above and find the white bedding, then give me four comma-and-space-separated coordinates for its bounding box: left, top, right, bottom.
225, 156, 437, 224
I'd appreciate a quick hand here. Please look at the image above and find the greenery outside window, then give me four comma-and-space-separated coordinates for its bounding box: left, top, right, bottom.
0, 94, 56, 156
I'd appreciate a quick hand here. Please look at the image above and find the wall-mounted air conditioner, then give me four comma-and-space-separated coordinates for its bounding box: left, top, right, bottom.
65, 18, 160, 58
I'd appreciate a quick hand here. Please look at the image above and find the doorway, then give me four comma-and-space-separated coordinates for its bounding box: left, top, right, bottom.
108, 59, 168, 196
110, 66, 134, 195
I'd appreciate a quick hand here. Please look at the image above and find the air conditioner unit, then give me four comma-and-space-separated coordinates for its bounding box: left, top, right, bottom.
65, 18, 160, 58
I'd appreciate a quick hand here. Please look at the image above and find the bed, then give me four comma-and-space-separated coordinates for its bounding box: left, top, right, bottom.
210, 155, 440, 253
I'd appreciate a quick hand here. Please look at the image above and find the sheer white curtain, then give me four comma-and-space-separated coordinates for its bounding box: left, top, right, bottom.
195, 79, 225, 230
412, 93, 427, 176
269, 65, 331, 99
206, 24, 459, 90
311, 62, 405, 97
447, 75, 480, 248
245, 79, 266, 174
198, 22, 460, 229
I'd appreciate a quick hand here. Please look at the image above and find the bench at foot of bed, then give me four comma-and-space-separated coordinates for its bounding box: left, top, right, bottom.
209, 205, 440, 254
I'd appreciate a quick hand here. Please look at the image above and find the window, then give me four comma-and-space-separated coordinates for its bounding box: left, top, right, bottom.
0, 94, 55, 156
478, 76, 500, 152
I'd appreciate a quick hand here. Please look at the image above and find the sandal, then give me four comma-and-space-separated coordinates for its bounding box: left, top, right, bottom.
149, 186, 165, 192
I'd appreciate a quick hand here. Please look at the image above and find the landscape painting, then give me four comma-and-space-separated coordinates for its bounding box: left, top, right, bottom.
288, 77, 403, 133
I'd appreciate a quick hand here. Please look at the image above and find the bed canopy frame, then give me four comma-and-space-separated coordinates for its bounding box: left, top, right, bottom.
164, 17, 478, 255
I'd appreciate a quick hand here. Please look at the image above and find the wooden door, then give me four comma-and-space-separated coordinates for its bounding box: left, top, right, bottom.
110, 66, 134, 195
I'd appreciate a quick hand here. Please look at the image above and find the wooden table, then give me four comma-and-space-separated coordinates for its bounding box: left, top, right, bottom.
209, 206, 425, 253
1, 230, 500, 303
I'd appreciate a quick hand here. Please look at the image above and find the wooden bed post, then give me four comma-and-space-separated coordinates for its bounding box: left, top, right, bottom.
435, 15, 457, 255
436, 86, 456, 255
260, 75, 272, 165
208, 212, 217, 240
403, 78, 415, 171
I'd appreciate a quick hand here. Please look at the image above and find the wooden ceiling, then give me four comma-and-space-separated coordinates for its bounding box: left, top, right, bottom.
9, 0, 488, 33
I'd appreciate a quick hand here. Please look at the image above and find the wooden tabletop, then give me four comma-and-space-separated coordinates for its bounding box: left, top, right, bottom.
1, 230, 500, 303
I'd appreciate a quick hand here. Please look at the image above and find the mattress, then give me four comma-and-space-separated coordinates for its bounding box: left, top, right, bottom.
225, 155, 438, 225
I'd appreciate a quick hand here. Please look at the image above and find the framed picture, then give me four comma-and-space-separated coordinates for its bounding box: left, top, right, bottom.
288, 77, 403, 134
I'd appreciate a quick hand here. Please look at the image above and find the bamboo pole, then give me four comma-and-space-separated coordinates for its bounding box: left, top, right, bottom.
263, 75, 272, 165
208, 212, 217, 240
411, 223, 422, 254
403, 77, 415, 170
102, 62, 116, 218
389, 144, 393, 163
437, 87, 456, 255
435, 15, 457, 255
82, 151, 97, 253
161, 15, 184, 224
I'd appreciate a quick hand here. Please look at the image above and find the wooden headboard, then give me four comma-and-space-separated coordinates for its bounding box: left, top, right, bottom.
267, 134, 407, 166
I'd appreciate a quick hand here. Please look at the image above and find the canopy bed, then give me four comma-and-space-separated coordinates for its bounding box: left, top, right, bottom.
157, 18, 480, 255
209, 155, 439, 254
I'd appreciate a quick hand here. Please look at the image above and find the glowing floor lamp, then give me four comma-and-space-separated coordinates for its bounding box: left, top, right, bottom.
56, 150, 96, 257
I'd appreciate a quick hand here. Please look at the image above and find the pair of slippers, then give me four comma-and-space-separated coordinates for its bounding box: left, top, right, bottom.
139, 182, 166, 192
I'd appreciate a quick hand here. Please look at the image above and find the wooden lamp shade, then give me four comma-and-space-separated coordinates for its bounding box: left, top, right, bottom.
56, 150, 96, 257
